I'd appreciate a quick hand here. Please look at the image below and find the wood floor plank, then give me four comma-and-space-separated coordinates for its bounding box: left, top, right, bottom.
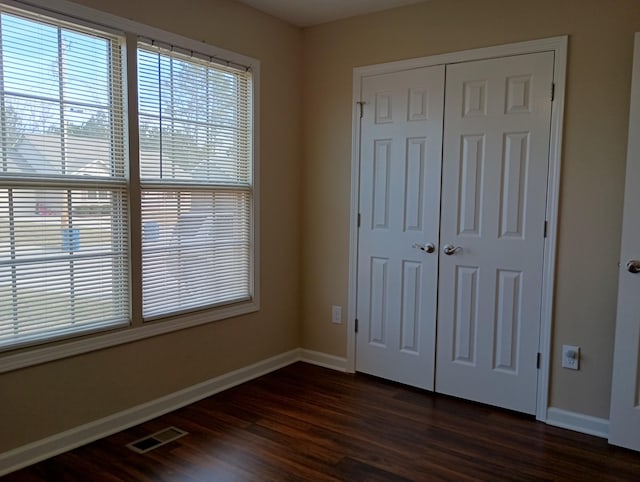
5, 362, 640, 481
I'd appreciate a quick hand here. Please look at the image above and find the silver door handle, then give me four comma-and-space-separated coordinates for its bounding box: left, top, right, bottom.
413, 243, 435, 254
443, 245, 462, 255
627, 260, 640, 274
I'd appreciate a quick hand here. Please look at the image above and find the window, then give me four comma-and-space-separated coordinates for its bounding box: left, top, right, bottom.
0, 2, 256, 354
0, 6, 129, 349
137, 42, 253, 320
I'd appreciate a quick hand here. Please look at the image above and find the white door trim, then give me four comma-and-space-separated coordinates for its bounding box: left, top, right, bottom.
347, 36, 568, 422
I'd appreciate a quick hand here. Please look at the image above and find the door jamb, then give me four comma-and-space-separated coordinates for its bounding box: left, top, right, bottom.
347, 36, 568, 422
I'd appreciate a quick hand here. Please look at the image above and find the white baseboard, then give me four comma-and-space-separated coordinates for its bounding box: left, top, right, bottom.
299, 348, 348, 372
0, 349, 300, 477
545, 407, 610, 439
7, 350, 605, 477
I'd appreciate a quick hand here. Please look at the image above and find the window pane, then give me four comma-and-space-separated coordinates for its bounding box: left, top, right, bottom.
137, 44, 251, 184
0, 187, 129, 347
137, 49, 160, 116
141, 189, 251, 319
61, 29, 111, 106
1, 13, 59, 99
0, 12, 124, 179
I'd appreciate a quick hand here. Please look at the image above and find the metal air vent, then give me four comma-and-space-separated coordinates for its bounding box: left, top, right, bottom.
126, 426, 188, 454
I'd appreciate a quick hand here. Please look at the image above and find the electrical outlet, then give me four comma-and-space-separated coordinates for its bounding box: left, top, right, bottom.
562, 345, 580, 370
331, 305, 342, 324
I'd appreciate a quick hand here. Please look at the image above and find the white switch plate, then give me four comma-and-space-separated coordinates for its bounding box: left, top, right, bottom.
562, 344, 580, 370
331, 305, 342, 324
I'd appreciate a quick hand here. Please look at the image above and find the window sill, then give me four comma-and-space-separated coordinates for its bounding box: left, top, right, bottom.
0, 299, 259, 373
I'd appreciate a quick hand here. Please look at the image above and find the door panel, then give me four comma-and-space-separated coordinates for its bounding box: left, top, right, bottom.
436, 52, 554, 414
356, 66, 444, 390
609, 33, 640, 452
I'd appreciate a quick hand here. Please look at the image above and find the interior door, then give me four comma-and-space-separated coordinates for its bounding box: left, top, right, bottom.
436, 52, 554, 414
609, 33, 640, 452
356, 66, 444, 390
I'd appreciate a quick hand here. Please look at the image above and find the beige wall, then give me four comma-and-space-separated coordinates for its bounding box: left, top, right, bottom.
3, 0, 640, 457
301, 0, 640, 419
0, 0, 302, 452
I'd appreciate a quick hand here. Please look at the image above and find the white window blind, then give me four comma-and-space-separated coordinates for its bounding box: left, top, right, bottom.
0, 6, 129, 349
137, 41, 253, 320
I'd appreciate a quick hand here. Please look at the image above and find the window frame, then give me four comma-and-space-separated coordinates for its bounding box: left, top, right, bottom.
0, 0, 260, 372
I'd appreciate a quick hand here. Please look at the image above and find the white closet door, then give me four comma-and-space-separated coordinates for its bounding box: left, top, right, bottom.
436, 52, 554, 414
356, 66, 444, 390
609, 33, 640, 452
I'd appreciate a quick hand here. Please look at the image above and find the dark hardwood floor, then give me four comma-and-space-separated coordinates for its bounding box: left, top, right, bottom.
6, 362, 640, 481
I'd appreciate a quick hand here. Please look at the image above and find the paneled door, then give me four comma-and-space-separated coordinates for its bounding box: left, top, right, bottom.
436, 52, 554, 414
609, 33, 640, 452
356, 52, 554, 414
356, 66, 445, 390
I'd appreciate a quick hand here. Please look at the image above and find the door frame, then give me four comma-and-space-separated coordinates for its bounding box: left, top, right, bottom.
347, 36, 568, 422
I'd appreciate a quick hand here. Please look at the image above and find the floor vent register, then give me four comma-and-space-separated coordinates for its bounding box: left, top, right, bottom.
126, 427, 188, 454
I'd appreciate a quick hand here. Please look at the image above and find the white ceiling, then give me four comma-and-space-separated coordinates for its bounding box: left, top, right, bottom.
236, 0, 427, 27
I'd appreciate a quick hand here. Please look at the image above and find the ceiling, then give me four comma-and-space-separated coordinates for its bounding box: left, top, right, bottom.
235, 0, 427, 27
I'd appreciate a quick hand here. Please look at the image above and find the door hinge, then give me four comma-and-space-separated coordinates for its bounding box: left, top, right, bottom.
551, 83, 555, 102
544, 220, 548, 238
356, 101, 365, 118
536, 352, 541, 369
355, 318, 359, 333
357, 213, 361, 228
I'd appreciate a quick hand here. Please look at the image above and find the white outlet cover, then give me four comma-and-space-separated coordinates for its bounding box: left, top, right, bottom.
562, 344, 580, 370
331, 305, 342, 324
